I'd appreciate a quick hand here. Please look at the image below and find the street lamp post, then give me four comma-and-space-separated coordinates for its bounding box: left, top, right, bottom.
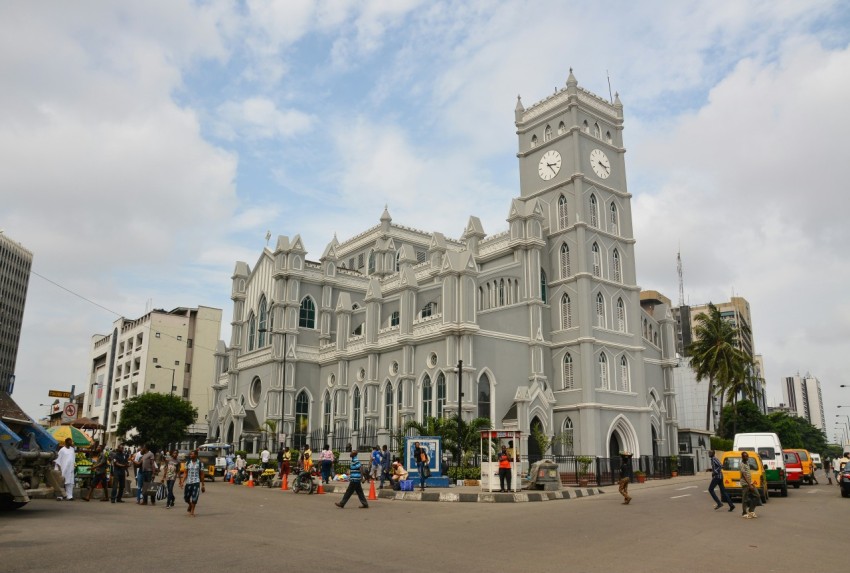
456, 359, 463, 481
155, 365, 176, 397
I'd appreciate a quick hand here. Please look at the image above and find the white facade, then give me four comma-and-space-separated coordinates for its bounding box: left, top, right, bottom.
82, 306, 222, 445
209, 72, 679, 459
783, 373, 826, 434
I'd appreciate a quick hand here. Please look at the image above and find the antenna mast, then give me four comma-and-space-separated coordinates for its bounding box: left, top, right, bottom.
677, 249, 685, 308
606, 70, 613, 103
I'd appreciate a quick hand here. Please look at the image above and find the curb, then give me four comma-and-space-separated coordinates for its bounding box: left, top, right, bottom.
320, 483, 603, 503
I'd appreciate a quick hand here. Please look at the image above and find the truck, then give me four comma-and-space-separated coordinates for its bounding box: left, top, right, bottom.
0, 392, 62, 510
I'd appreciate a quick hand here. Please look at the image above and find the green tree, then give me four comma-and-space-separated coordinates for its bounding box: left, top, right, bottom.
717, 399, 770, 439
116, 393, 197, 451
688, 303, 745, 431
767, 412, 828, 454
719, 355, 763, 435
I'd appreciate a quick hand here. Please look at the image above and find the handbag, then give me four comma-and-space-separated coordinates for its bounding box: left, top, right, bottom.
155, 483, 167, 501
142, 481, 161, 496
422, 466, 431, 478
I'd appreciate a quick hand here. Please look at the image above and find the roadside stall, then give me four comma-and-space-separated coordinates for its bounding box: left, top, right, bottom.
480, 429, 521, 493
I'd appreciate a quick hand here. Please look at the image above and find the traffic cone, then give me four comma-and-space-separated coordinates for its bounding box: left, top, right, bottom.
281, 474, 288, 491
247, 474, 255, 488
368, 480, 377, 501
230, 473, 235, 484
316, 481, 325, 494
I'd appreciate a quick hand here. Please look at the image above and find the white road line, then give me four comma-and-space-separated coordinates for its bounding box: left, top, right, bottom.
808, 490, 820, 494
670, 494, 691, 499
676, 486, 698, 490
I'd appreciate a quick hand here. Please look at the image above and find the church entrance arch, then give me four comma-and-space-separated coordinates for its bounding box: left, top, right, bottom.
651, 425, 659, 458
606, 415, 639, 457
529, 416, 543, 463
226, 422, 234, 444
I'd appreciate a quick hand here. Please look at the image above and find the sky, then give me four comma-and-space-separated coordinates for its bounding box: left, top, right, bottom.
3, 1, 850, 441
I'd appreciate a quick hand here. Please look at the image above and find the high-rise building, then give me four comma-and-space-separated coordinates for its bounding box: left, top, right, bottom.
672, 296, 767, 413
82, 306, 222, 446
782, 373, 826, 435
209, 72, 680, 460
0, 231, 33, 394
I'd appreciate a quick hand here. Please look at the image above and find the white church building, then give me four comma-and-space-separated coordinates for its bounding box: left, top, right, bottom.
208, 71, 679, 460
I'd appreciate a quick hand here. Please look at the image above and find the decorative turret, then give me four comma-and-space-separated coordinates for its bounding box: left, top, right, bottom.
428, 232, 448, 268
380, 205, 392, 234
514, 95, 524, 123
462, 216, 486, 255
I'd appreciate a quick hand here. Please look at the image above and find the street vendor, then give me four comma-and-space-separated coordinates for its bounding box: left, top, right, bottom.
391, 460, 408, 490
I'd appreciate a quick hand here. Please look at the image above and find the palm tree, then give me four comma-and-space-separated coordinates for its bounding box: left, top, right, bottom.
403, 416, 491, 466
719, 355, 763, 435
687, 303, 742, 432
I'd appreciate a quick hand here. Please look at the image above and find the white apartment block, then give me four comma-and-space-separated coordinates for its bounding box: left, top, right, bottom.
82, 306, 222, 445
783, 373, 826, 435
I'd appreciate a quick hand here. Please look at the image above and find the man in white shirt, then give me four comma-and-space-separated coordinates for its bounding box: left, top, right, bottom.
261, 448, 271, 469
54, 438, 76, 500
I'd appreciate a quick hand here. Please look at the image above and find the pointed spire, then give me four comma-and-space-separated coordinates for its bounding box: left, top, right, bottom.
515, 95, 525, 123
614, 91, 622, 107
380, 204, 391, 222
567, 67, 577, 87
515, 95, 524, 112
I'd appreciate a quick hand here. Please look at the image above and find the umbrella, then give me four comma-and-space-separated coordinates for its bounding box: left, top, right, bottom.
70, 417, 104, 430
47, 425, 92, 447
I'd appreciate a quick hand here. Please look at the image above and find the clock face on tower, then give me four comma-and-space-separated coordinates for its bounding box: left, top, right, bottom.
590, 148, 611, 179
538, 150, 562, 181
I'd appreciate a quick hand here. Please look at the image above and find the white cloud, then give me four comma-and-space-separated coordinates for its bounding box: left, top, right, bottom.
214, 97, 313, 141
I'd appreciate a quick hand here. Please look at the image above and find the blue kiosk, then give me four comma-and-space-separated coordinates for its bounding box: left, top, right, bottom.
403, 436, 450, 488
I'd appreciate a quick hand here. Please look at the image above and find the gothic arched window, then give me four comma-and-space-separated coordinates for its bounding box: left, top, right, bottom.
436, 373, 446, 418
563, 353, 574, 389
592, 243, 601, 277
422, 375, 432, 420
544, 125, 552, 141
299, 296, 316, 329
589, 194, 599, 227
558, 121, 566, 136
478, 374, 491, 421
247, 313, 256, 352
540, 269, 548, 303
257, 296, 268, 347
610, 202, 619, 235
599, 353, 609, 389
620, 356, 630, 392
353, 387, 361, 432
593, 122, 601, 138
531, 135, 538, 148
294, 391, 309, 449
596, 292, 606, 328
560, 243, 570, 278
323, 391, 331, 436
561, 294, 572, 329
368, 250, 375, 274
617, 297, 626, 332
385, 383, 394, 431
612, 249, 621, 282
558, 195, 568, 229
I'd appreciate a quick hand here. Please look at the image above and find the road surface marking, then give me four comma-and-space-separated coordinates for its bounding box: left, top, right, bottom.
676, 486, 698, 490
670, 494, 691, 499
808, 490, 820, 494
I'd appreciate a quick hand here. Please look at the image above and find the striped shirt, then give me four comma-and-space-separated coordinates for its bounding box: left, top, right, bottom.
349, 457, 362, 481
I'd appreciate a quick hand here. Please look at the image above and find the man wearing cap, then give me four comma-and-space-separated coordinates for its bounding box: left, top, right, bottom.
335, 449, 369, 509
618, 452, 633, 505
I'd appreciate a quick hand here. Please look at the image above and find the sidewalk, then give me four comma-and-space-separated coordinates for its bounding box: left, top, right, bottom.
320, 482, 603, 503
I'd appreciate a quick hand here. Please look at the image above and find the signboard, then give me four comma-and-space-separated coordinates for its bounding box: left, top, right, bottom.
403, 436, 442, 477
61, 402, 77, 423
48, 390, 72, 398
278, 433, 287, 445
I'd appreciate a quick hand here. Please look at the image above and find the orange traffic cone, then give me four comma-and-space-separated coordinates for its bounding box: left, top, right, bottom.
247, 474, 255, 488
316, 481, 325, 494
368, 480, 377, 501
281, 474, 288, 491
230, 473, 235, 484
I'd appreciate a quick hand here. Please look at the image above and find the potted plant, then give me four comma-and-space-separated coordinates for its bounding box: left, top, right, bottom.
576, 456, 594, 487
670, 455, 679, 477
634, 470, 646, 484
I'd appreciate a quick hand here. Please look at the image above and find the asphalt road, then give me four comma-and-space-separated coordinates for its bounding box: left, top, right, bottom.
1, 471, 842, 573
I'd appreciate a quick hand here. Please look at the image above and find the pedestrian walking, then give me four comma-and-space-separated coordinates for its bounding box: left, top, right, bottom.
261, 447, 271, 470
413, 441, 429, 491
618, 452, 633, 505
739, 451, 758, 518
160, 450, 179, 508
84, 444, 110, 502
54, 438, 76, 501
370, 445, 382, 483
380, 445, 391, 489
320, 444, 334, 484
179, 450, 205, 517
139, 445, 157, 505
497, 445, 512, 492
110, 444, 129, 503
335, 449, 369, 509
132, 447, 144, 503
824, 458, 832, 485
280, 447, 291, 479
707, 450, 734, 512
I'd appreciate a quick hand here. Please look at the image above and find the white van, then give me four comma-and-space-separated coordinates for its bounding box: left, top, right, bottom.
811, 453, 822, 469
733, 432, 787, 497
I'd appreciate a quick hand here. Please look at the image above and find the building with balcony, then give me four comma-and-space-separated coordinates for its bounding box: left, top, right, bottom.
82, 306, 222, 446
